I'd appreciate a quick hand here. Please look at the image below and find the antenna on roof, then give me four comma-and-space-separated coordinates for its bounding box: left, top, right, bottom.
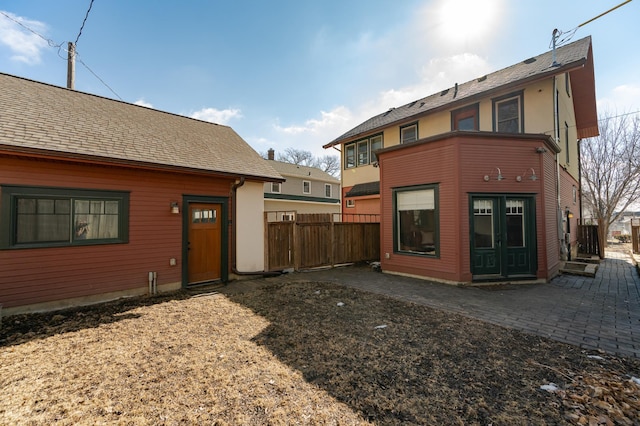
550, 29, 560, 67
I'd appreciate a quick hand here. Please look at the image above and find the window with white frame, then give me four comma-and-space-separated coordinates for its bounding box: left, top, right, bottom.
493, 93, 522, 133
325, 183, 332, 198
395, 185, 438, 255
346, 199, 355, 208
0, 186, 129, 249
344, 134, 383, 169
370, 134, 383, 162
400, 123, 418, 144
271, 182, 281, 193
345, 144, 356, 169
303, 180, 311, 194
357, 139, 369, 166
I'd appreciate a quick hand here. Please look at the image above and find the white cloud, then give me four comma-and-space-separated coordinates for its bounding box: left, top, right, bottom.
190, 107, 243, 125
597, 84, 640, 113
274, 106, 353, 136
0, 11, 49, 64
134, 99, 153, 108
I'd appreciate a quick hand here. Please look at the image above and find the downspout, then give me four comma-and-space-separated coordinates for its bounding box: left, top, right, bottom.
553, 76, 567, 260
230, 177, 281, 277
578, 139, 583, 221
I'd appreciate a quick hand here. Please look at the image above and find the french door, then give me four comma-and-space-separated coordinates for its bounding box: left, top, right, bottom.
470, 196, 536, 279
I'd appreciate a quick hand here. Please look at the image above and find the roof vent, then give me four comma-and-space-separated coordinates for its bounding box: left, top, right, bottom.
523, 57, 537, 64
408, 100, 417, 108
383, 107, 395, 117
440, 89, 449, 96
477, 75, 487, 82
419, 101, 425, 107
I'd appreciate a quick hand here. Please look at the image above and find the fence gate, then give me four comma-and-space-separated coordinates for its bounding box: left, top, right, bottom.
577, 222, 601, 258
632, 219, 640, 254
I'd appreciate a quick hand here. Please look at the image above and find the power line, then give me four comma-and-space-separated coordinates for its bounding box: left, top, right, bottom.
75, 0, 95, 45
551, 0, 633, 48
2, 5, 121, 100
0, 11, 62, 48
76, 56, 122, 100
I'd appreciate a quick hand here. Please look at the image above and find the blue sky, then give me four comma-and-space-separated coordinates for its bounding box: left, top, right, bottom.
1, 0, 638, 159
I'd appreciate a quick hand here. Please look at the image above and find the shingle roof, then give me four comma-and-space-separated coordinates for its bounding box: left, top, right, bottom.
266, 160, 339, 183
0, 73, 282, 181
325, 36, 593, 147
345, 181, 380, 197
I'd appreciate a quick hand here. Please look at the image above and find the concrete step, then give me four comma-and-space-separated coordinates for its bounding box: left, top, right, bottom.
560, 261, 598, 277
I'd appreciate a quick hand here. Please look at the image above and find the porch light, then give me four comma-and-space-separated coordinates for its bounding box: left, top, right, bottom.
516, 168, 537, 182
484, 167, 504, 181
565, 208, 574, 219
171, 202, 180, 214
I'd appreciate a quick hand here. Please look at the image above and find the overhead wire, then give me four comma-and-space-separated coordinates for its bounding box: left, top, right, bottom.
550, 0, 633, 48
1, 3, 121, 100
0, 10, 62, 48
74, 0, 94, 46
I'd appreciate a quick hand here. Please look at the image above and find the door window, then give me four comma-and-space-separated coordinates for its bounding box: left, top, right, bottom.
506, 200, 525, 247
473, 199, 494, 248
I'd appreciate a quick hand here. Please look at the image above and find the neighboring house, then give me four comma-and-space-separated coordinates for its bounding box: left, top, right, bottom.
323, 36, 598, 283
0, 73, 282, 315
264, 148, 340, 219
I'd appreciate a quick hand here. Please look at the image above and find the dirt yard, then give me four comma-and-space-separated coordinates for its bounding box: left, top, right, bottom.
1, 279, 639, 425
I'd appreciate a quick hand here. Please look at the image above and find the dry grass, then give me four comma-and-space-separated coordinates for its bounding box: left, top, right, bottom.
1, 279, 639, 425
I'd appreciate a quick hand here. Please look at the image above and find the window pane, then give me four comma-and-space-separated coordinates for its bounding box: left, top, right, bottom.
325, 184, 331, 198
396, 188, 437, 254
496, 98, 519, 133
357, 140, 368, 166
401, 125, 417, 144
74, 199, 119, 240
370, 135, 383, 161
16, 197, 70, 243
345, 144, 355, 168
457, 116, 475, 130
506, 200, 525, 247
473, 199, 494, 248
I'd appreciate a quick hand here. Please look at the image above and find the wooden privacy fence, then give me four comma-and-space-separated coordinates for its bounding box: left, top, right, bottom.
265, 212, 380, 271
577, 222, 601, 258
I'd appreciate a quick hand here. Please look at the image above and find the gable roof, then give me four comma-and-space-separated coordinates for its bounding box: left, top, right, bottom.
266, 160, 339, 183
0, 73, 282, 181
324, 36, 597, 148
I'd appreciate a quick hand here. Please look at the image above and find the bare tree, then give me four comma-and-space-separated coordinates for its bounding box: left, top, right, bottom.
315, 155, 340, 177
581, 111, 640, 244
277, 147, 315, 167
275, 147, 340, 178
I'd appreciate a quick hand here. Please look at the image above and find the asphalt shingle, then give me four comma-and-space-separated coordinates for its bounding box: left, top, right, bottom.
0, 73, 281, 181
325, 36, 592, 147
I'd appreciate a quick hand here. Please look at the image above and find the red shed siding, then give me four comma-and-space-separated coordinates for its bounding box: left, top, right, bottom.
379, 134, 561, 283
0, 155, 234, 309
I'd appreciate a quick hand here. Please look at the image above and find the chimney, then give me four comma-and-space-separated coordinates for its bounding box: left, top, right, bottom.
267, 148, 275, 160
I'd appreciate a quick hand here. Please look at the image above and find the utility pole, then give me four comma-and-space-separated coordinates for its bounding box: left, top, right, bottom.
67, 42, 75, 90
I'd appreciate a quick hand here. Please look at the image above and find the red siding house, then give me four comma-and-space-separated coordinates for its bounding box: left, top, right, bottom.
0, 73, 282, 315
325, 37, 598, 283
